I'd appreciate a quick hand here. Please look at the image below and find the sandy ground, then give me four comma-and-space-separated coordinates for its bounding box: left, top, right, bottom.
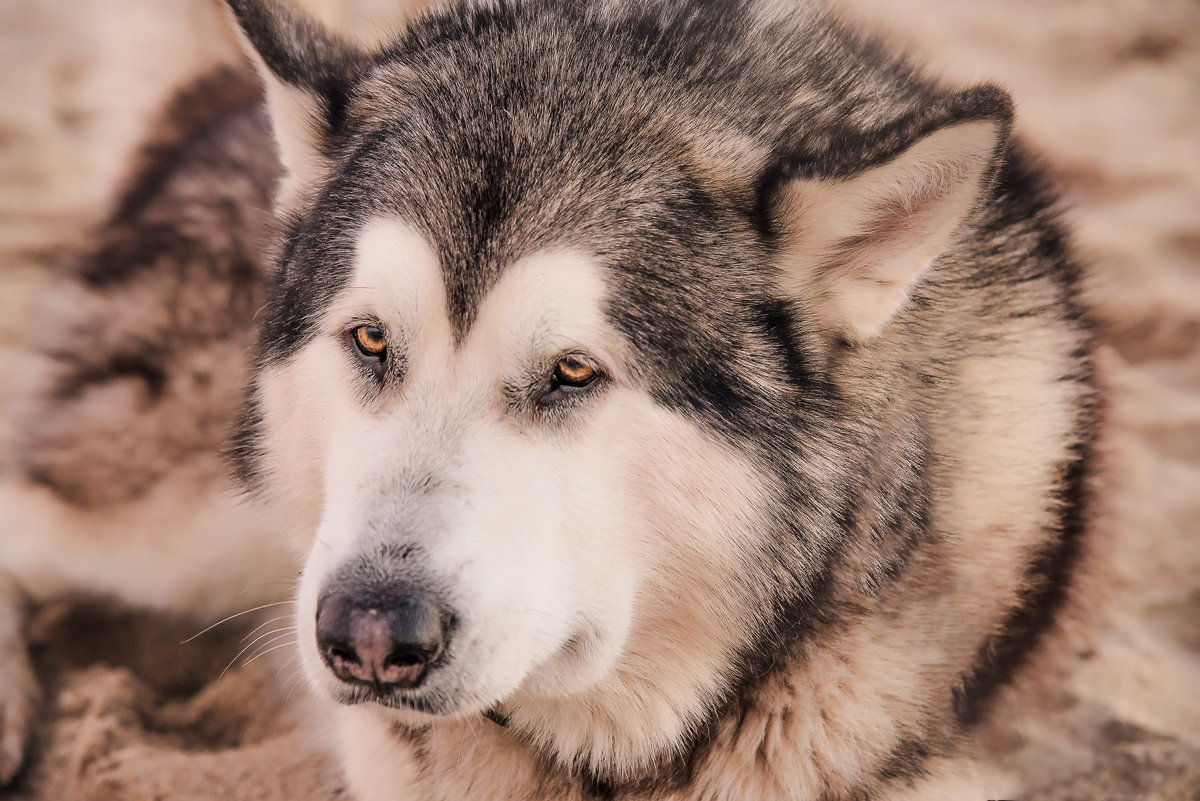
0, 0, 1198, 798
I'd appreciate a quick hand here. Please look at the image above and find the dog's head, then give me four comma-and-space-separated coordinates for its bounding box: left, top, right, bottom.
225, 0, 1011, 777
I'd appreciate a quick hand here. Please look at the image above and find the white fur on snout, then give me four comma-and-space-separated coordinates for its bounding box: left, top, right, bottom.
280, 220, 643, 717
271, 218, 773, 778
253, 214, 799, 784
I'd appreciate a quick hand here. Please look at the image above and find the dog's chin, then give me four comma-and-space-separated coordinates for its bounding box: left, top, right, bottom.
312, 668, 515, 723
322, 683, 486, 723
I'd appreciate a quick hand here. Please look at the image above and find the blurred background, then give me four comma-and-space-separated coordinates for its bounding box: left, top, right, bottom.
0, 0, 1197, 798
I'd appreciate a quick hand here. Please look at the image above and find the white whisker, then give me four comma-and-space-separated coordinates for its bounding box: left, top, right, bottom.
272, 653, 301, 681
242, 614, 293, 643
283, 669, 309, 710
218, 626, 297, 680
244, 639, 299, 667
183, 600, 293, 644
243, 630, 299, 664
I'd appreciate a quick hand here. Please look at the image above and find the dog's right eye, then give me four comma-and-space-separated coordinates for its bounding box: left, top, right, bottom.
533, 354, 606, 412
350, 325, 388, 371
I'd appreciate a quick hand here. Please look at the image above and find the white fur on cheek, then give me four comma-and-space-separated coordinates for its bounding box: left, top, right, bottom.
254, 339, 347, 547
278, 232, 767, 762
503, 393, 774, 778
452, 250, 639, 700
469, 255, 776, 770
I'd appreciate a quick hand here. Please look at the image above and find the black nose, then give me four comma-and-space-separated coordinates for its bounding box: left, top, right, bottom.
316, 592, 449, 690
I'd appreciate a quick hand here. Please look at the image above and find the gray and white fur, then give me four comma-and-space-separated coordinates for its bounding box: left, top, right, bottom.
0, 0, 1101, 798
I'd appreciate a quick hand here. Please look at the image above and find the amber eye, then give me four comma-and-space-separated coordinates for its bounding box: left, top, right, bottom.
553, 355, 598, 388
352, 324, 388, 358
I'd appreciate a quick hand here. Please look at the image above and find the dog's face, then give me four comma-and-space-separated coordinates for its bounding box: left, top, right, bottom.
226, 0, 1009, 772
258, 218, 775, 725
238, 82, 792, 735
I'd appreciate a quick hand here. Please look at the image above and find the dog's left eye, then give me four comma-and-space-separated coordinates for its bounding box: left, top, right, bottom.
351, 324, 388, 364
534, 355, 604, 411
552, 356, 599, 389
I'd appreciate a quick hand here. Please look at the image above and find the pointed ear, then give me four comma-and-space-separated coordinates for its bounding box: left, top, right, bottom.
223, 0, 370, 208
773, 86, 1014, 342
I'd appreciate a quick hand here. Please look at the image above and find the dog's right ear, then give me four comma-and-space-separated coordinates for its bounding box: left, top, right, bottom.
224, 0, 370, 208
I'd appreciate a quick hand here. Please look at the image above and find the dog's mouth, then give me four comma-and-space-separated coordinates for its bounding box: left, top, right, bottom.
326, 678, 459, 716
328, 682, 510, 730
316, 648, 502, 720
317, 643, 458, 713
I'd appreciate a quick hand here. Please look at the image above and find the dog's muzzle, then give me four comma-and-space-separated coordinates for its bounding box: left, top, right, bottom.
316, 590, 451, 691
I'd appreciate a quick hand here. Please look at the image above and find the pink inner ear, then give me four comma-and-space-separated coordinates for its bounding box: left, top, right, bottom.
825, 161, 978, 282
780, 119, 1002, 341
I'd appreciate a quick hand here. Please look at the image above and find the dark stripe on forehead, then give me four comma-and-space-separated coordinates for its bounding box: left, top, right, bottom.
248, 0, 923, 359
434, 119, 525, 341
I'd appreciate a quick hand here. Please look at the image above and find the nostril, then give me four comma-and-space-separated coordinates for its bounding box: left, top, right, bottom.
326, 644, 359, 666
315, 589, 451, 692
386, 651, 423, 668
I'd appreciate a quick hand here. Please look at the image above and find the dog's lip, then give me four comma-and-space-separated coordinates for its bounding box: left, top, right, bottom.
326, 681, 470, 718
331, 684, 436, 710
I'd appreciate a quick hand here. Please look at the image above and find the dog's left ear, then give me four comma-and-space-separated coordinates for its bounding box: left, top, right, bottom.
224, 0, 370, 208
772, 86, 1014, 342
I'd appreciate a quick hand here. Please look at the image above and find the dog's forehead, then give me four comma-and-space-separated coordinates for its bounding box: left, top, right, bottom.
337, 114, 675, 343
262, 2, 818, 366
332, 32, 777, 342
349, 216, 615, 357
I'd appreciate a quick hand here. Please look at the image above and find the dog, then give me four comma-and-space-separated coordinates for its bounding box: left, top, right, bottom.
0, 0, 1101, 798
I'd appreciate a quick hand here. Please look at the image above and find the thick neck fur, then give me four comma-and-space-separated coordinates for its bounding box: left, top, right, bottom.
337, 231, 1095, 799
368, 561, 972, 801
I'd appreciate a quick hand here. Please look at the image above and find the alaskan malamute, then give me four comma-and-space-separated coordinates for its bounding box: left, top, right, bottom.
1, 0, 1100, 798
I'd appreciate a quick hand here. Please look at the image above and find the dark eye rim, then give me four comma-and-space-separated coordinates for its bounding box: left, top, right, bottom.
551, 354, 602, 390
351, 324, 388, 359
